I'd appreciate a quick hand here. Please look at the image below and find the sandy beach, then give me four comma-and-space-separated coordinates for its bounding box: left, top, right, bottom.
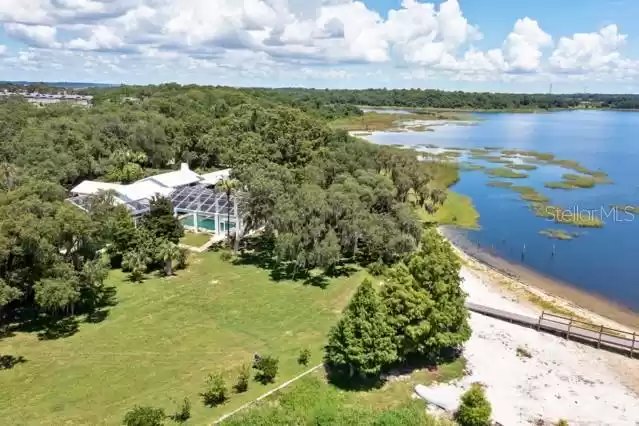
421, 234, 639, 425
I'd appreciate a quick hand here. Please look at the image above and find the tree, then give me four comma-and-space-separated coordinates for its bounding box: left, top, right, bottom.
219, 178, 238, 242
34, 278, 80, 317
234, 364, 250, 393
455, 384, 492, 426
123, 406, 166, 426
298, 348, 311, 366
381, 228, 471, 361
201, 373, 228, 406
253, 355, 279, 384
140, 196, 183, 243
122, 251, 150, 282
325, 279, 397, 378
158, 240, 180, 276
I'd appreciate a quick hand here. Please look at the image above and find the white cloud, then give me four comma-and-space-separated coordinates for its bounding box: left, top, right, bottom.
0, 0, 637, 88
4, 23, 60, 48
550, 24, 627, 74
502, 18, 552, 73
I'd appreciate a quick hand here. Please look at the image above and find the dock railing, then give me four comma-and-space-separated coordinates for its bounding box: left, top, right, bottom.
466, 302, 638, 358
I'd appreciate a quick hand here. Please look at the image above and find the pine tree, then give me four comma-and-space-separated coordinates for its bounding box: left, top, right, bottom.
325, 279, 397, 378
455, 384, 492, 426
381, 228, 470, 360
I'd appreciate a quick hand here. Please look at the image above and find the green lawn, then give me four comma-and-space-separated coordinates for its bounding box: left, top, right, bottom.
180, 232, 212, 247
420, 192, 480, 230
223, 358, 465, 425
0, 252, 366, 425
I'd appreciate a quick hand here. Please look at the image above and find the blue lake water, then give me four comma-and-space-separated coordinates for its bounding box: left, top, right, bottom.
369, 111, 639, 312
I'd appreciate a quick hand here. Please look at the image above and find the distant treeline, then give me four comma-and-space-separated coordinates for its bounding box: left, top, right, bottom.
249, 88, 639, 111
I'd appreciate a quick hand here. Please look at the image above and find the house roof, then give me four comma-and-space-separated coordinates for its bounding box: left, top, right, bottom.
201, 169, 231, 185
117, 180, 173, 202
141, 163, 202, 188
70, 181, 123, 195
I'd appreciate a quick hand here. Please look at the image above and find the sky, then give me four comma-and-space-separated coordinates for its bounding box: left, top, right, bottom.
1, 0, 639, 93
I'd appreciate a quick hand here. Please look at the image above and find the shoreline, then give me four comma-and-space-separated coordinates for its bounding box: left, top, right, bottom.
440, 226, 639, 331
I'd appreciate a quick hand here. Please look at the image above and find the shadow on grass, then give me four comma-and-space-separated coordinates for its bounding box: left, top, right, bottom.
0, 354, 27, 370
233, 236, 358, 287
325, 364, 387, 392
37, 317, 79, 340
4, 285, 118, 341
326, 348, 465, 392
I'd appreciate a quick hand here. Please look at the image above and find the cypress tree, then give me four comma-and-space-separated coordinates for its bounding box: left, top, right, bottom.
325, 279, 397, 378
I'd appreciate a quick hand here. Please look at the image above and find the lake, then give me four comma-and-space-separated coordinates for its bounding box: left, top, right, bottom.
368, 110, 639, 312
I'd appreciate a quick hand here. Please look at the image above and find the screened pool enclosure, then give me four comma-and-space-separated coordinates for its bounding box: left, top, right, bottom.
67, 183, 244, 237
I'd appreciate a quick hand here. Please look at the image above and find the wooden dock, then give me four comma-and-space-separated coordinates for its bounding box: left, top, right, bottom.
466, 302, 638, 358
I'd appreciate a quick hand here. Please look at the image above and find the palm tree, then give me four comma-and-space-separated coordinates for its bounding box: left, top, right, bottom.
219, 179, 238, 242
122, 250, 150, 282
158, 240, 180, 276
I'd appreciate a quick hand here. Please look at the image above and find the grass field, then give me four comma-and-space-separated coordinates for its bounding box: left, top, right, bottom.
0, 251, 367, 425
420, 192, 480, 230
180, 232, 212, 247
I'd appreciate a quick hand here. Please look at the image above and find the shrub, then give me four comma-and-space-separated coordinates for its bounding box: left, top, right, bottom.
298, 348, 311, 366
253, 355, 279, 384
172, 398, 191, 423
367, 260, 386, 277
516, 346, 532, 359
201, 373, 228, 407
455, 383, 492, 426
220, 251, 233, 262
234, 364, 250, 393
176, 247, 189, 270
123, 406, 166, 426
557, 420, 569, 426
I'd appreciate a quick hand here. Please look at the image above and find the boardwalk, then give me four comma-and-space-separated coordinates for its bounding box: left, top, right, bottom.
466, 302, 639, 358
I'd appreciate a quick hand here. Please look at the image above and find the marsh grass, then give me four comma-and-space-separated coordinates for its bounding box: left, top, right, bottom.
486, 167, 528, 179
486, 181, 513, 188
539, 229, 580, 240
507, 163, 538, 171
509, 186, 549, 203
533, 205, 604, 228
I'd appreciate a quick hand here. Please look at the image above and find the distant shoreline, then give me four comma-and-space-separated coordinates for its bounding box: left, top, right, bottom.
441, 226, 639, 330
357, 105, 639, 114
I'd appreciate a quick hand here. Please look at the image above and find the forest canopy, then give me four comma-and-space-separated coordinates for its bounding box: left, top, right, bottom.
0, 83, 457, 328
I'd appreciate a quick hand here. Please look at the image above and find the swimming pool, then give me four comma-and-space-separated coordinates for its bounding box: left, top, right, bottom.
180, 215, 216, 231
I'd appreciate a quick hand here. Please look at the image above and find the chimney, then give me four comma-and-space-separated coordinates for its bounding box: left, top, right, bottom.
180, 163, 189, 172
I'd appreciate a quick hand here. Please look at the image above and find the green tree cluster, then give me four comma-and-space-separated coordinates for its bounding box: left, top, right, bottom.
325, 229, 470, 378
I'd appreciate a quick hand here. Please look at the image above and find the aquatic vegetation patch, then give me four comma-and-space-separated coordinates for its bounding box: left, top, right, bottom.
509, 186, 549, 203
460, 162, 487, 171
486, 167, 528, 179
486, 180, 513, 188
501, 149, 556, 161
533, 204, 604, 228
507, 163, 538, 171
539, 229, 581, 240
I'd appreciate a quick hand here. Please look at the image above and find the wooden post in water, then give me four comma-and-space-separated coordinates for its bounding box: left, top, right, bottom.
597, 325, 604, 349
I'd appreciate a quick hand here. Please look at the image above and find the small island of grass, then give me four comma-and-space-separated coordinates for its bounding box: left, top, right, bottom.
486, 167, 528, 179
460, 162, 486, 171
486, 180, 513, 188
509, 186, 549, 203
507, 163, 538, 171
533, 204, 604, 228
539, 229, 581, 240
